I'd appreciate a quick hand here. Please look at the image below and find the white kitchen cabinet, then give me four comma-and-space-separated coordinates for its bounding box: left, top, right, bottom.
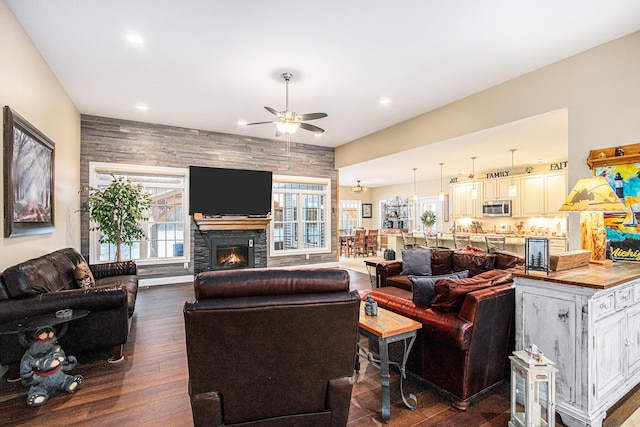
520, 174, 545, 216
548, 238, 567, 255
518, 170, 567, 216
544, 171, 567, 214
451, 182, 481, 217
483, 177, 513, 200
515, 265, 640, 427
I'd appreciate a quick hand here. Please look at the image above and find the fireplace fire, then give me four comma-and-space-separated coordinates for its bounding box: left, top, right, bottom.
216, 244, 249, 269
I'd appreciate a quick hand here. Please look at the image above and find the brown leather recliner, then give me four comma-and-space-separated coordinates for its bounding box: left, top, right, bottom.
183, 268, 361, 427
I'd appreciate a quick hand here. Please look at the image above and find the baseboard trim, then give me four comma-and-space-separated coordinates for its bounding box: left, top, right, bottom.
139, 275, 193, 287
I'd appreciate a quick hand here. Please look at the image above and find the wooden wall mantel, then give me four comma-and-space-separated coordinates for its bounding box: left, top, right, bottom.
587, 142, 640, 169
194, 216, 272, 231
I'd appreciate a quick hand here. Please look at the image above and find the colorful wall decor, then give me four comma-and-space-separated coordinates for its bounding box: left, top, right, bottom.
595, 163, 640, 261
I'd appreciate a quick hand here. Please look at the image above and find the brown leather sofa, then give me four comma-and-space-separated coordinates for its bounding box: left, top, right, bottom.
184, 267, 360, 427
365, 248, 523, 409
0, 248, 138, 368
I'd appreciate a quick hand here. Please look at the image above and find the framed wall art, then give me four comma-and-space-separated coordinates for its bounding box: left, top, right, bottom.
362, 203, 372, 219
3, 106, 55, 237
525, 237, 549, 274
594, 162, 640, 262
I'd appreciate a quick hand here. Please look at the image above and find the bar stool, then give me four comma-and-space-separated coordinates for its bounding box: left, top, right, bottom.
485, 235, 506, 253
453, 233, 471, 250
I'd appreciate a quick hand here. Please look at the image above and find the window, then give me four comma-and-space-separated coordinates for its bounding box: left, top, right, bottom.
88, 162, 189, 264
339, 200, 361, 233
271, 175, 330, 255
417, 196, 440, 233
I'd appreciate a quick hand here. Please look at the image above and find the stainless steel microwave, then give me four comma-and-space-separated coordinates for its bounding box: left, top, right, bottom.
482, 200, 512, 217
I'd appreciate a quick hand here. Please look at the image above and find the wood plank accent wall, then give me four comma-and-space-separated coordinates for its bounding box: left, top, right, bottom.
80, 115, 338, 279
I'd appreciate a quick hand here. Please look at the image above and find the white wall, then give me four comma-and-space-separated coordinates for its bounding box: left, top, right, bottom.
336, 31, 640, 250
0, 1, 81, 269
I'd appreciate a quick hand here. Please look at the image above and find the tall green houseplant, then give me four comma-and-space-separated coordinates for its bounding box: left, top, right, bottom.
82, 174, 152, 262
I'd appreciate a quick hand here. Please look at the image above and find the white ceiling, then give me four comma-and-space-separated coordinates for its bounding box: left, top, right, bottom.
7, 0, 640, 187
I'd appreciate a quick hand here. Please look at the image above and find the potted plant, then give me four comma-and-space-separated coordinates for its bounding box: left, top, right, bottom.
82, 174, 152, 262
420, 210, 436, 233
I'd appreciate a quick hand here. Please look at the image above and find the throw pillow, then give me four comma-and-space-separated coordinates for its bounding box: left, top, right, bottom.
410, 270, 469, 306
430, 248, 454, 275
430, 275, 495, 313
74, 262, 95, 289
494, 250, 525, 270
401, 248, 432, 276
452, 251, 496, 277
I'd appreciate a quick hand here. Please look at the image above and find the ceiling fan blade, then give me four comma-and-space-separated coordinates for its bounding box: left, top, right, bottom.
298, 112, 327, 121
264, 106, 279, 116
246, 121, 275, 126
299, 122, 325, 133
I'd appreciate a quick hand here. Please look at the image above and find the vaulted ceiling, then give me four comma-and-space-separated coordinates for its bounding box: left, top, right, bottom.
7, 0, 640, 185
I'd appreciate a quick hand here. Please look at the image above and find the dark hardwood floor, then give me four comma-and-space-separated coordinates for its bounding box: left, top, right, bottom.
0, 267, 638, 426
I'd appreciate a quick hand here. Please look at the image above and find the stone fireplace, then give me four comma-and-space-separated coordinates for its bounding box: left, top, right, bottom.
193, 217, 270, 274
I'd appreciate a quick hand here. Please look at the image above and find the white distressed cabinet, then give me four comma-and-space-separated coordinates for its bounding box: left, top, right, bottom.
514, 264, 640, 427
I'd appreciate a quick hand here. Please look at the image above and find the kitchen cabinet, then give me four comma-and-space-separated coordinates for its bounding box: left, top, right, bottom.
519, 171, 567, 216
451, 182, 481, 217
514, 264, 640, 427
482, 177, 513, 200
548, 237, 567, 254
544, 171, 567, 214
452, 170, 566, 218
520, 174, 544, 216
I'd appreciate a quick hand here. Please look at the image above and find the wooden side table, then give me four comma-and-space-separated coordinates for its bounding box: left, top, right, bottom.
355, 302, 422, 423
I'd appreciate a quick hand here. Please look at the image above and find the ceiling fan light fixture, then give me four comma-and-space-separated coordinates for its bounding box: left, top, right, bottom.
351, 180, 367, 193
276, 121, 300, 135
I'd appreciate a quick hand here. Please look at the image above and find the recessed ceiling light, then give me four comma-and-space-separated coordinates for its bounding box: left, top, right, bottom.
314, 132, 322, 137
136, 103, 148, 111
126, 33, 144, 45
534, 158, 544, 163
237, 120, 247, 126
379, 98, 391, 105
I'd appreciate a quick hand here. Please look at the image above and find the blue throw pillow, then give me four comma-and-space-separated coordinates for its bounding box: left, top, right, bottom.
401, 248, 432, 276
410, 270, 470, 306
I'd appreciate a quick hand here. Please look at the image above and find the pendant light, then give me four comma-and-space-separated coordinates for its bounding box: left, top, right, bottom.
470, 157, 478, 199
509, 149, 517, 197
351, 180, 367, 193
438, 163, 445, 201
412, 167, 418, 202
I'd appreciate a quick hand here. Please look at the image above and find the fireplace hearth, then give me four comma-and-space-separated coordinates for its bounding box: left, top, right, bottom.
193, 217, 269, 274
216, 244, 249, 269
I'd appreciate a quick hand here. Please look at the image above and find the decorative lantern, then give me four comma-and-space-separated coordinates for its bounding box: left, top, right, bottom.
509, 344, 558, 427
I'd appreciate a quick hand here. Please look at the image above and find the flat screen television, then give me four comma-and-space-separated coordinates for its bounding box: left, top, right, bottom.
189, 166, 272, 217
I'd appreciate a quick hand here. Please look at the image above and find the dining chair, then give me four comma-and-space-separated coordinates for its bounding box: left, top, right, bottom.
366, 229, 378, 256
350, 229, 367, 257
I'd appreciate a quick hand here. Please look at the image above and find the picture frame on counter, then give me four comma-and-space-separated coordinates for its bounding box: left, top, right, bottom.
362, 203, 372, 218
525, 237, 549, 275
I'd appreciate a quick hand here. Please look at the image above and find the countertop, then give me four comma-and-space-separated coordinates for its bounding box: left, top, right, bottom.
513, 261, 640, 290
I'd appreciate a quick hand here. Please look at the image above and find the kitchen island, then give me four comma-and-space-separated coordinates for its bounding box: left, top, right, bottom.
384, 232, 567, 259
513, 263, 640, 427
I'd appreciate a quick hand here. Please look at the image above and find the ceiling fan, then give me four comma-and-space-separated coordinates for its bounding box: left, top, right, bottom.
247, 72, 327, 137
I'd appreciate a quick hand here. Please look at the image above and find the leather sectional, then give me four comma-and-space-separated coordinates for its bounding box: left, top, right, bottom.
365, 248, 524, 409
